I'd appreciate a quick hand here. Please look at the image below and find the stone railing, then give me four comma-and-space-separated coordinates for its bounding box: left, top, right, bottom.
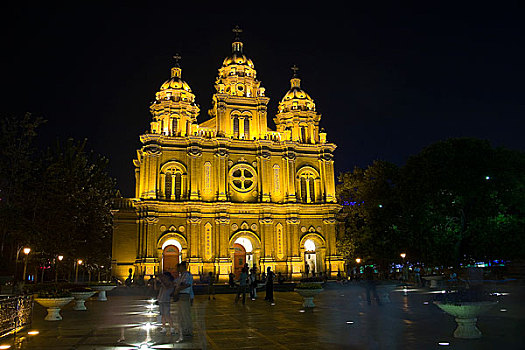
0, 295, 33, 337
196, 127, 217, 139
266, 131, 282, 142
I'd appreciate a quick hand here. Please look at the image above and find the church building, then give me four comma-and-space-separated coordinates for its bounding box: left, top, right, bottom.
111, 30, 343, 282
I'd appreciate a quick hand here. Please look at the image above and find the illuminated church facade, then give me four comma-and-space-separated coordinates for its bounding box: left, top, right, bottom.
112, 31, 343, 281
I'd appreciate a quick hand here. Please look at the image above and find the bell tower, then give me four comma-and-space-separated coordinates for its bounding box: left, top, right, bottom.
274, 66, 324, 143
208, 26, 270, 139
149, 54, 200, 137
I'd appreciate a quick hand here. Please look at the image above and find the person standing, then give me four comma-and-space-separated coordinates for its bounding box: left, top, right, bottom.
305, 263, 310, 278
174, 262, 193, 343
157, 272, 175, 336
235, 266, 248, 304
207, 271, 216, 300
264, 266, 275, 303
249, 268, 257, 300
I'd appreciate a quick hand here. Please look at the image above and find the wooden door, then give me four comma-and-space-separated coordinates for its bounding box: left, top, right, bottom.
163, 245, 179, 277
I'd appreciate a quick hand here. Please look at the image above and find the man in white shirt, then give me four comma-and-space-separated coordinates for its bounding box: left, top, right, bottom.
174, 261, 193, 342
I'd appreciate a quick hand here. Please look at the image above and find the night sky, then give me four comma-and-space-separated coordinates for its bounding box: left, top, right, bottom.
3, 3, 524, 197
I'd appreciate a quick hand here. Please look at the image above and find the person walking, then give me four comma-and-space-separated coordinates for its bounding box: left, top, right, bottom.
235, 266, 249, 304
364, 265, 381, 305
174, 262, 193, 343
264, 266, 275, 303
157, 272, 175, 336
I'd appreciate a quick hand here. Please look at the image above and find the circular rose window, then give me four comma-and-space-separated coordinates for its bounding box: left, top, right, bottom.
229, 164, 257, 193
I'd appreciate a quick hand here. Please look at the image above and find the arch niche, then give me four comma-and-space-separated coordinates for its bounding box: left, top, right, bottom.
299, 231, 326, 276
157, 232, 188, 276
229, 231, 261, 279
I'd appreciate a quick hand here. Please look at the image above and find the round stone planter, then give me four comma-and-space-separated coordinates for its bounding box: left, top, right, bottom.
34, 297, 74, 321
91, 285, 116, 301
294, 288, 323, 308
423, 276, 444, 288
434, 301, 497, 338
71, 291, 96, 310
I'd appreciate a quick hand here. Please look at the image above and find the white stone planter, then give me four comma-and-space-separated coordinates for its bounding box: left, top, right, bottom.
34, 297, 74, 321
434, 301, 497, 338
423, 276, 444, 288
91, 285, 116, 301
294, 288, 323, 308
71, 291, 96, 310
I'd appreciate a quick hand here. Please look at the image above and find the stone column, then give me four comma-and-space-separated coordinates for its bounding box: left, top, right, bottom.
215, 215, 231, 282
284, 151, 296, 202
215, 148, 228, 201
187, 146, 202, 200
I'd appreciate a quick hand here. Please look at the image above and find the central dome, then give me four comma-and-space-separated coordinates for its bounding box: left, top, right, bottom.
222, 41, 254, 68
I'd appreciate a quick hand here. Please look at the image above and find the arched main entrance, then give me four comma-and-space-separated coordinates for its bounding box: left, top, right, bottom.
233, 243, 246, 279
162, 242, 181, 277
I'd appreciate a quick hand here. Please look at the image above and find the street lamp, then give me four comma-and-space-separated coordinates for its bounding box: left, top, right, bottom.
55, 255, 64, 283
22, 247, 31, 284
75, 259, 83, 283
355, 258, 361, 264
400, 253, 406, 259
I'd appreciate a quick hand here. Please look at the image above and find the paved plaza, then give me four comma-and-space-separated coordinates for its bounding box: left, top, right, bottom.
2, 282, 524, 350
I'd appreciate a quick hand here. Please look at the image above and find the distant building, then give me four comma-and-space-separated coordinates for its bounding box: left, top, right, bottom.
112, 29, 343, 282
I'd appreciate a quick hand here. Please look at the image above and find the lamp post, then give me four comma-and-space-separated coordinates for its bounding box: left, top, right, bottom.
22, 247, 31, 284
55, 255, 64, 283
400, 253, 407, 282
75, 259, 83, 283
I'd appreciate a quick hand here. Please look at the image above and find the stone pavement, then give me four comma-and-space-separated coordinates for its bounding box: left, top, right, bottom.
2, 282, 524, 349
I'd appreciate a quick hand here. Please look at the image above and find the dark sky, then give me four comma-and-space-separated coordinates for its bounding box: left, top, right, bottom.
3, 3, 524, 197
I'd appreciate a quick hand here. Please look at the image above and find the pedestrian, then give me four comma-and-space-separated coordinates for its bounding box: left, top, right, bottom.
157, 272, 175, 336
207, 271, 216, 300
305, 262, 310, 278
277, 272, 285, 285
174, 261, 193, 343
264, 266, 275, 303
235, 266, 249, 304
228, 272, 235, 288
364, 265, 381, 305
414, 265, 422, 287
249, 268, 257, 300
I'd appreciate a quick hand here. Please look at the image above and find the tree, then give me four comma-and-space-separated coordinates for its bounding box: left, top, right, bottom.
399, 138, 525, 266
337, 160, 404, 269
31, 138, 116, 268
0, 113, 45, 269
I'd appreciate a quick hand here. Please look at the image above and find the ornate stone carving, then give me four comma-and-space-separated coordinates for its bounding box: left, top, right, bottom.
187, 217, 202, 224
215, 148, 228, 157
215, 216, 230, 224
240, 222, 249, 230
159, 225, 166, 232
187, 146, 202, 157
301, 226, 307, 233
231, 223, 239, 231
145, 216, 159, 223
286, 217, 300, 224
178, 225, 185, 232
259, 217, 273, 224
323, 218, 337, 224
250, 223, 258, 231
144, 144, 161, 155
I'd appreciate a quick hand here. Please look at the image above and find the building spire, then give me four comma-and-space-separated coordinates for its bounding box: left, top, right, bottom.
290, 64, 301, 88
171, 53, 182, 78
232, 25, 243, 53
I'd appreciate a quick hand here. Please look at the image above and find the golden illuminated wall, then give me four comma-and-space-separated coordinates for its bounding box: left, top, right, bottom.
111, 33, 343, 282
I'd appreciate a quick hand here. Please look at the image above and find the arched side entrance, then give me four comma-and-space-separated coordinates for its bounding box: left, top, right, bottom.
299, 232, 326, 277
304, 239, 317, 276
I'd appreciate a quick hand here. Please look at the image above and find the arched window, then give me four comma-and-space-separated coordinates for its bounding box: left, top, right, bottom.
297, 166, 320, 203
160, 162, 187, 200
233, 117, 240, 138
172, 118, 178, 136
244, 118, 250, 139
